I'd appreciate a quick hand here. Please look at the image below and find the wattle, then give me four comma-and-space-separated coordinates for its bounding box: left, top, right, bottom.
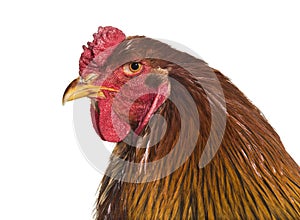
90, 99, 131, 142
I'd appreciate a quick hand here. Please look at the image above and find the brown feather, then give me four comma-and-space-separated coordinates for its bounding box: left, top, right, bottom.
94, 38, 300, 219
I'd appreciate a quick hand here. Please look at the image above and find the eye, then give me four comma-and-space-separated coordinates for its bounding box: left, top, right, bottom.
123, 62, 143, 75
129, 62, 141, 72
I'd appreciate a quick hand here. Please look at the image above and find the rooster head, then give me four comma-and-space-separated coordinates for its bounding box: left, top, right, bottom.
63, 26, 171, 142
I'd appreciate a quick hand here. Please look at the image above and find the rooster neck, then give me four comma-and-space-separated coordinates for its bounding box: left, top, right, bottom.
95, 69, 300, 219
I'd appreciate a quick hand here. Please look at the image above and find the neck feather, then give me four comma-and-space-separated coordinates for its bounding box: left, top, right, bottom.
95, 68, 300, 219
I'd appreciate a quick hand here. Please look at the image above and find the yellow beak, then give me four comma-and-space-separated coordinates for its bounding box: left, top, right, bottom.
62, 77, 117, 105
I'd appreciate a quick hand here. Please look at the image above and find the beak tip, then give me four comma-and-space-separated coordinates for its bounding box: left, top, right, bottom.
62, 93, 69, 106
62, 94, 72, 105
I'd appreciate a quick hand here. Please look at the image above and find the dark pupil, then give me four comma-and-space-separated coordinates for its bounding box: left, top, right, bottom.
130, 62, 140, 71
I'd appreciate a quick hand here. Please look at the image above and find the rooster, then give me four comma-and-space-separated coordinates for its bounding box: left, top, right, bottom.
63, 26, 300, 219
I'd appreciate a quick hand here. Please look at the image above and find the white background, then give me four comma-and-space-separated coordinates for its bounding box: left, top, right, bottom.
0, 1, 299, 219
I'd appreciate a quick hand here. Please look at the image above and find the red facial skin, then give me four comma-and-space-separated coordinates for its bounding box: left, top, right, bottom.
91, 62, 169, 142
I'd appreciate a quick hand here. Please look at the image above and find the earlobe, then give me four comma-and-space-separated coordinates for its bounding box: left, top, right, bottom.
145, 68, 169, 89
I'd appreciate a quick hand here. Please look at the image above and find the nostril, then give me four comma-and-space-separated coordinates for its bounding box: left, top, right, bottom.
84, 73, 98, 83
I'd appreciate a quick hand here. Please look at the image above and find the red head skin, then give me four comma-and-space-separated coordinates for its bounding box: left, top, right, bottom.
79, 26, 169, 142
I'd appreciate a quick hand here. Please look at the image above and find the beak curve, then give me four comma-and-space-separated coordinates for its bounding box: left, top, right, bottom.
62, 77, 117, 105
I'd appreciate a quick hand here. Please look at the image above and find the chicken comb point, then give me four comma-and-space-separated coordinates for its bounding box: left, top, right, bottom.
79, 26, 126, 75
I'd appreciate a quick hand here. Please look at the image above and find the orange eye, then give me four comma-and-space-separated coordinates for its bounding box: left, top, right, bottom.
123, 62, 142, 75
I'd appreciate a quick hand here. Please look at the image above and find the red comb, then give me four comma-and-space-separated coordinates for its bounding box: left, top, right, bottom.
79, 26, 126, 75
